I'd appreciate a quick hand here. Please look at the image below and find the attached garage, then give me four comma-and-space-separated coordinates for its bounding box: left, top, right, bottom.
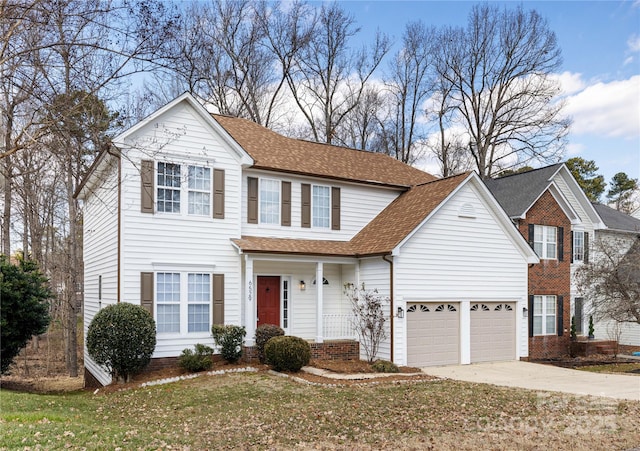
406, 303, 460, 367
470, 302, 516, 363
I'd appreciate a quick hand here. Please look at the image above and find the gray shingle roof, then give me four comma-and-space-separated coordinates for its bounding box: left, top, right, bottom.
484, 164, 563, 218
592, 203, 640, 233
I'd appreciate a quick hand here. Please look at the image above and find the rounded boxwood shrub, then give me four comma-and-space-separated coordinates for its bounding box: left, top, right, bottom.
211, 325, 246, 363
179, 344, 214, 372
254, 324, 285, 363
264, 336, 311, 372
86, 303, 156, 383
371, 359, 399, 373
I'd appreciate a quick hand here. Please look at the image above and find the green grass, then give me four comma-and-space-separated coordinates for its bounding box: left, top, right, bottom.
2, 373, 640, 450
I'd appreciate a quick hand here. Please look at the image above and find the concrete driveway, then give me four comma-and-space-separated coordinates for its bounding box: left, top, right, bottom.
420, 361, 640, 401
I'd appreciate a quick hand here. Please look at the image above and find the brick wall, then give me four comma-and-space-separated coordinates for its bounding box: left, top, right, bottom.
243, 340, 360, 363
518, 190, 572, 359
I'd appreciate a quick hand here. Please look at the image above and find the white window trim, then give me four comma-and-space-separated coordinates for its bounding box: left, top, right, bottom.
533, 295, 556, 336
156, 162, 213, 217
572, 230, 585, 263
534, 225, 557, 260
312, 184, 331, 229
155, 271, 213, 337
259, 178, 281, 225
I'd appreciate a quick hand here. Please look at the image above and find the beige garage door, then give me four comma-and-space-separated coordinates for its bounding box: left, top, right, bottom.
407, 303, 460, 367
470, 303, 516, 363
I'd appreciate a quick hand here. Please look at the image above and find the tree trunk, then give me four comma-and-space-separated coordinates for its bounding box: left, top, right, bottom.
65, 167, 78, 377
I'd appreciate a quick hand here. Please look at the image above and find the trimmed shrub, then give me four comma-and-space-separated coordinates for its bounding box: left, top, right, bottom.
179, 344, 214, 372
372, 359, 399, 373
86, 303, 156, 383
211, 325, 246, 363
264, 336, 311, 372
255, 324, 285, 363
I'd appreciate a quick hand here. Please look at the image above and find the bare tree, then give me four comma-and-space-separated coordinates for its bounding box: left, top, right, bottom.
433, 4, 569, 179
282, 2, 390, 144
576, 236, 640, 327
376, 21, 434, 164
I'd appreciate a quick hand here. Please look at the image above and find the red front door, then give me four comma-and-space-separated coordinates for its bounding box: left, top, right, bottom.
257, 276, 280, 327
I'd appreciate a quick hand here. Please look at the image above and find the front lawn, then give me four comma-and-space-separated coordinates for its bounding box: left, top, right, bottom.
2, 372, 639, 450
577, 361, 640, 375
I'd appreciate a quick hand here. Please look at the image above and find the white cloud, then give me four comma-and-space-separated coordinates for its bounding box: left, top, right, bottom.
623, 56, 635, 66
628, 33, 640, 52
565, 142, 584, 157
555, 71, 587, 96
564, 75, 640, 138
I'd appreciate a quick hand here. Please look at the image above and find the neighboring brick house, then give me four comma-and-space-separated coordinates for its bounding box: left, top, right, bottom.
486, 165, 604, 359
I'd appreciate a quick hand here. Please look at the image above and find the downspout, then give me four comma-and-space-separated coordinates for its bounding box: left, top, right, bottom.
382, 254, 394, 362
117, 153, 122, 303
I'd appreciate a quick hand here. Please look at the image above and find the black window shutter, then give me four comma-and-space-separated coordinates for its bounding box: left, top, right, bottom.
140, 272, 154, 316
247, 177, 258, 224
584, 232, 589, 263
528, 224, 535, 248
557, 227, 564, 261
557, 295, 564, 336
528, 295, 534, 338
570, 231, 574, 263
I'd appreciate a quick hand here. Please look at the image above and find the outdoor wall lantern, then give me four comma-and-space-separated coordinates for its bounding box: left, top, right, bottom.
312, 277, 329, 285
299, 280, 306, 291
397, 306, 404, 318
522, 307, 528, 318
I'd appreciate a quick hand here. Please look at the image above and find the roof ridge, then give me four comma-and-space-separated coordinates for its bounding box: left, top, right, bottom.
414, 171, 470, 187
491, 163, 563, 181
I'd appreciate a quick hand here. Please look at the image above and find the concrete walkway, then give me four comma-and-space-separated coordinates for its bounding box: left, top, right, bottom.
420, 361, 640, 401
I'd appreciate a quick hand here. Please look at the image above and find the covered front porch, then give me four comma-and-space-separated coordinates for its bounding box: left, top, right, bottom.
240, 253, 359, 347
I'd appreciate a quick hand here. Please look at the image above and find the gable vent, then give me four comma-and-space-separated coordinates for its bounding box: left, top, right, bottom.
458, 203, 476, 218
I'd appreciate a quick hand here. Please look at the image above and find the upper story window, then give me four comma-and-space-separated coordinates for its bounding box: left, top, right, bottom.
155, 162, 212, 216
188, 166, 211, 216
260, 178, 280, 224
572, 230, 584, 262
533, 225, 557, 259
533, 295, 556, 335
157, 163, 181, 213
312, 185, 330, 228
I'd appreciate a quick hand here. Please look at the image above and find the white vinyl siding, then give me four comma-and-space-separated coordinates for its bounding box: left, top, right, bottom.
260, 178, 280, 224
82, 155, 120, 386
533, 295, 556, 335
242, 172, 401, 240
119, 100, 243, 358
312, 185, 330, 228
534, 225, 557, 259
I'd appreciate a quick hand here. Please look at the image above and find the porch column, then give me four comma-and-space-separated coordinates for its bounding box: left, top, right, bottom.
316, 262, 324, 343
244, 255, 255, 346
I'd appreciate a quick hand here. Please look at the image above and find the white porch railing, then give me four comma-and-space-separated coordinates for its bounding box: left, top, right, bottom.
323, 314, 357, 340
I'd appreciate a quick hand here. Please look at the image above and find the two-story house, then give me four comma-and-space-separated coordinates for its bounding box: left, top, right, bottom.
485, 165, 605, 359
77, 93, 538, 386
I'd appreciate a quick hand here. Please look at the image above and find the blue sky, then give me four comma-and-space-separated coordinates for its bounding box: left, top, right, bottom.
335, 0, 640, 185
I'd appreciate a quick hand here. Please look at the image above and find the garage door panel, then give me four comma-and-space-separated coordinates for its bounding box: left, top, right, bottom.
407, 303, 459, 367
470, 302, 515, 363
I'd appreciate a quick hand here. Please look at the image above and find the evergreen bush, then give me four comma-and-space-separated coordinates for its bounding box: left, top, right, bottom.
211, 325, 246, 363
86, 303, 156, 383
178, 344, 214, 372
264, 336, 311, 372
254, 324, 285, 363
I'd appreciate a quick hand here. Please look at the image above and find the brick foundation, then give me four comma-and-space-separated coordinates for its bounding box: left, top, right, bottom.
243, 340, 360, 363
84, 368, 102, 389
